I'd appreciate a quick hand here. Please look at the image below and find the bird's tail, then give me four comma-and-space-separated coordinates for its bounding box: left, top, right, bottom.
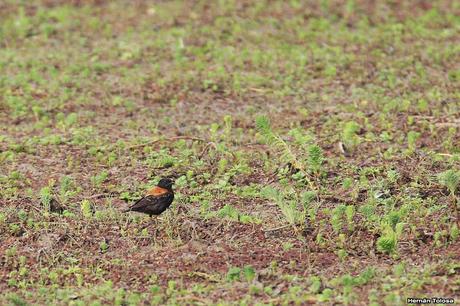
122, 208, 131, 213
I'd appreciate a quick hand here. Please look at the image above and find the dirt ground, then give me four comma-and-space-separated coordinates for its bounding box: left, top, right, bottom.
1, 0, 459, 305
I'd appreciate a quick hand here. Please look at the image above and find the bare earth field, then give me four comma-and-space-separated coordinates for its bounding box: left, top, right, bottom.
0, 0, 459, 305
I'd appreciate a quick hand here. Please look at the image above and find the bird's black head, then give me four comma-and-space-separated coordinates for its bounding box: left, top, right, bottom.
157, 178, 174, 190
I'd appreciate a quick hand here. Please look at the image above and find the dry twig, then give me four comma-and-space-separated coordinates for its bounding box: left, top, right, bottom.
127, 136, 207, 150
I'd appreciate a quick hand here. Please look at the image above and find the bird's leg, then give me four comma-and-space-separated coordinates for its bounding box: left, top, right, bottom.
151, 215, 156, 227
139, 216, 154, 232
152, 215, 158, 242
143, 215, 157, 228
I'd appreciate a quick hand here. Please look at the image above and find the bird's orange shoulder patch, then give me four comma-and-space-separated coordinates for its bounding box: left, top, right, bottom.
146, 186, 169, 196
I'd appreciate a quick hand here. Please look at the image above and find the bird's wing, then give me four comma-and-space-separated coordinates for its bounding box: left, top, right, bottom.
127, 192, 171, 211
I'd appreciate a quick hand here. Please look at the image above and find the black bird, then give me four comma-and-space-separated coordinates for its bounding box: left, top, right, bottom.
123, 178, 174, 216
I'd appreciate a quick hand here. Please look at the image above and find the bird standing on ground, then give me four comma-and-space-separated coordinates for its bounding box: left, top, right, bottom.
123, 178, 174, 216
